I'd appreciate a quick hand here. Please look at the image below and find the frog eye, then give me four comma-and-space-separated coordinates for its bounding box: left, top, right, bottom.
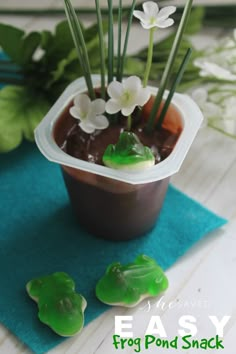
26, 278, 43, 299
106, 262, 121, 274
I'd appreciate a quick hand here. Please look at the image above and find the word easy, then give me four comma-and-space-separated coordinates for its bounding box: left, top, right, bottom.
115, 315, 231, 337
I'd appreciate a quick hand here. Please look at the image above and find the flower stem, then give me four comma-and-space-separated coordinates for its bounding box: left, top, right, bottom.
146, 0, 193, 133
64, 0, 95, 100
95, 0, 106, 99
127, 114, 132, 131
107, 0, 114, 84
116, 0, 122, 81
120, 0, 137, 80
156, 48, 192, 129
143, 27, 155, 88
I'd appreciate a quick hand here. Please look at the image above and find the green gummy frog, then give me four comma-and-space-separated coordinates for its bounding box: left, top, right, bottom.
96, 255, 168, 307
102, 132, 155, 171
26, 272, 87, 336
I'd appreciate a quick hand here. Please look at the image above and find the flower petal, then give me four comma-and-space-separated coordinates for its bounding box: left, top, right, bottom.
135, 87, 151, 106
69, 106, 81, 119
107, 81, 123, 99
91, 115, 109, 129
204, 102, 222, 118
192, 88, 208, 105
79, 121, 95, 134
122, 105, 136, 116
157, 6, 176, 21
123, 76, 142, 92
106, 99, 121, 114
73, 93, 91, 115
156, 18, 174, 28
91, 98, 106, 115
143, 1, 159, 16
133, 10, 147, 22
140, 22, 156, 29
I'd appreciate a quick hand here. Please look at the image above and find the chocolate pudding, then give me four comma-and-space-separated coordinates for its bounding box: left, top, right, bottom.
53, 98, 183, 240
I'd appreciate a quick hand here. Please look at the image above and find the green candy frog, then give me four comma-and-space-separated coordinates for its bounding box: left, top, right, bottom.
26, 272, 87, 336
96, 255, 168, 307
102, 132, 155, 171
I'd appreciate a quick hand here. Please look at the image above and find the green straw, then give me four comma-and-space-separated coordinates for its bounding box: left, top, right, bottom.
116, 0, 122, 81
95, 0, 106, 98
64, 0, 95, 99
156, 48, 192, 129
120, 0, 136, 80
146, 0, 193, 132
107, 0, 114, 84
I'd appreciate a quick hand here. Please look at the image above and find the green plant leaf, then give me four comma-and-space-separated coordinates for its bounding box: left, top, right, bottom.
21, 32, 42, 65
184, 6, 204, 35
0, 23, 24, 64
0, 86, 50, 153
41, 30, 54, 51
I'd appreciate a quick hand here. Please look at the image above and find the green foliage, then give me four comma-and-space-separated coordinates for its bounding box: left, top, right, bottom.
0, 86, 50, 152
0, 20, 108, 152
0, 24, 25, 64
0, 5, 211, 152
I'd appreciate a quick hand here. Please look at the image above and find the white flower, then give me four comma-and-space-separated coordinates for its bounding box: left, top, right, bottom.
69, 94, 109, 134
194, 60, 236, 82
133, 1, 176, 29
191, 88, 222, 124
222, 96, 236, 120
106, 76, 151, 116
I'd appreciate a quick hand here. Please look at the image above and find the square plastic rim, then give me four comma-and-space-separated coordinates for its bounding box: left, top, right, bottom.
35, 75, 203, 185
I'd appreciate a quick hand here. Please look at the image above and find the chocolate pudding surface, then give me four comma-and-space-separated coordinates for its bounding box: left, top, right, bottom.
54, 99, 183, 166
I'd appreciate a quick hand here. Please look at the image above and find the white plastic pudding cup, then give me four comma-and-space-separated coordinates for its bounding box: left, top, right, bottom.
35, 75, 203, 240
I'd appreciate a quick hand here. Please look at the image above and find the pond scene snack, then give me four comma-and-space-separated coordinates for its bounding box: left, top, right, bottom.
26, 272, 87, 336
35, 0, 202, 241
96, 255, 168, 307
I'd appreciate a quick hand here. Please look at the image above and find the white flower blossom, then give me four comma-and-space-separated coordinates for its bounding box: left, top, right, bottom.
191, 84, 236, 137
222, 96, 236, 120
194, 29, 236, 82
133, 1, 176, 29
194, 60, 236, 82
106, 76, 151, 116
191, 87, 222, 126
69, 94, 109, 134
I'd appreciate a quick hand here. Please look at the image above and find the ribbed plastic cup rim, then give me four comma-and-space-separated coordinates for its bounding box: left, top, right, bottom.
35, 75, 203, 185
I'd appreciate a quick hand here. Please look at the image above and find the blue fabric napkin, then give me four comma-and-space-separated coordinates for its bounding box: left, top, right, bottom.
0, 142, 226, 354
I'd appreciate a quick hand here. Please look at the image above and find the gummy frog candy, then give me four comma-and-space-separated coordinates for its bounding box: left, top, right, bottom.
102, 132, 155, 171
26, 272, 86, 336
96, 255, 168, 307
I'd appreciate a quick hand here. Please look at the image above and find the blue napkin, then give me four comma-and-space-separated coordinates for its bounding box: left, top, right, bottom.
0, 141, 226, 354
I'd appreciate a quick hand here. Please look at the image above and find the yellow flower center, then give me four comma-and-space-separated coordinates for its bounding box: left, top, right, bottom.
149, 17, 156, 25
122, 90, 133, 105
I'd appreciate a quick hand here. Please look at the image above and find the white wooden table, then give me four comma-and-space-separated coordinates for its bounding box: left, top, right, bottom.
0, 8, 236, 354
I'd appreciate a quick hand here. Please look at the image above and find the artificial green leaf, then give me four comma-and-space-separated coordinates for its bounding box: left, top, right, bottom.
44, 20, 75, 61
41, 30, 54, 51
0, 86, 50, 153
47, 49, 77, 88
83, 21, 108, 44
184, 7, 204, 35
21, 32, 41, 65
122, 57, 146, 78
0, 23, 24, 64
